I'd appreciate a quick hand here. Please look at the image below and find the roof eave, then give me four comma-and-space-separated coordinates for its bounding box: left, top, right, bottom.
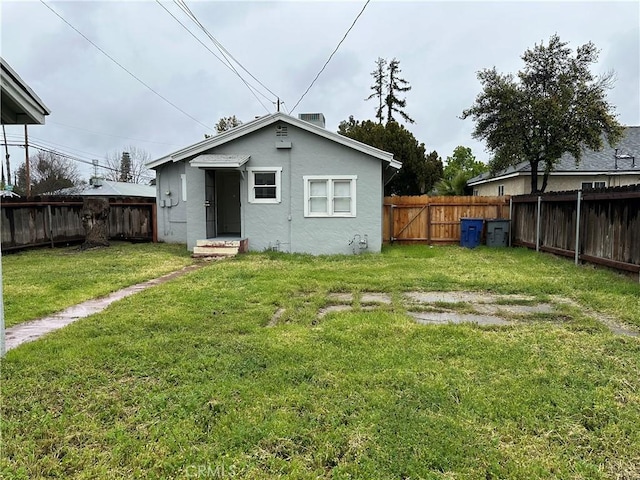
1, 59, 51, 124
148, 112, 397, 168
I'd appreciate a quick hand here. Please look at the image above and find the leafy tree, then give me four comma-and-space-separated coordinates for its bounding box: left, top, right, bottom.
105, 146, 153, 184
443, 146, 487, 181
436, 146, 488, 195
462, 34, 623, 193
366, 57, 387, 124
338, 116, 442, 195
385, 58, 414, 124
15, 150, 83, 196
215, 115, 242, 134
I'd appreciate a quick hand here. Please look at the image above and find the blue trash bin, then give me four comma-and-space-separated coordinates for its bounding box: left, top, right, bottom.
460, 218, 484, 248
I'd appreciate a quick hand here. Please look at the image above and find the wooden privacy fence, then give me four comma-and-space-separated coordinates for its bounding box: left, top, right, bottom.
1, 196, 157, 251
384, 195, 510, 244
511, 185, 640, 276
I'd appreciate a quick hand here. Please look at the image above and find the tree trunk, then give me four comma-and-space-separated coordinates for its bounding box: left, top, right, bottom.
81, 197, 110, 248
529, 161, 540, 194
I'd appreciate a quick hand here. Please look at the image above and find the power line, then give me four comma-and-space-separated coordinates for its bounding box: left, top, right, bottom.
49, 121, 182, 147
39, 0, 214, 132
290, 0, 370, 114
156, 0, 274, 107
175, 0, 279, 101
171, 0, 272, 113
4, 133, 105, 159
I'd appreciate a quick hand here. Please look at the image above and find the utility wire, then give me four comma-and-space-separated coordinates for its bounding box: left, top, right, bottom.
39, 0, 214, 131
172, 0, 272, 113
4, 133, 105, 159
290, 0, 370, 114
49, 121, 182, 147
157, 0, 276, 107
175, 0, 279, 101
8, 141, 156, 181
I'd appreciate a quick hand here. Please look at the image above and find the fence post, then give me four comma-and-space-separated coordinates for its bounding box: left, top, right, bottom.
574, 191, 581, 266
508, 197, 513, 247
536, 196, 542, 252
47, 204, 54, 248
389, 204, 393, 243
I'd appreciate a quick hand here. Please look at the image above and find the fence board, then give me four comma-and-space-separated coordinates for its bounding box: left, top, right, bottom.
383, 196, 510, 244
1, 196, 156, 251
511, 185, 640, 274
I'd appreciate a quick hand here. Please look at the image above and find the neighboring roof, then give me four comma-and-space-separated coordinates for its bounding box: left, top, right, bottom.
53, 179, 156, 198
147, 112, 400, 170
1, 58, 51, 125
469, 126, 640, 185
190, 154, 250, 169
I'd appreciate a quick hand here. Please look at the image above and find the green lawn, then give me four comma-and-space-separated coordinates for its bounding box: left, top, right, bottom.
2, 245, 639, 479
2, 242, 193, 328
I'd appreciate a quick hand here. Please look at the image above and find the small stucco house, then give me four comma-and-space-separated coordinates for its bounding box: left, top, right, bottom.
469, 126, 640, 196
147, 112, 400, 255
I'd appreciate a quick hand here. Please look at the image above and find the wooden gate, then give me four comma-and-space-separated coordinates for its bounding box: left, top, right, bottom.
383, 196, 510, 244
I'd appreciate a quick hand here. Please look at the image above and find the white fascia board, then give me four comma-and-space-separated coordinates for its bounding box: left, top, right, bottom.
555, 170, 640, 176
1, 64, 51, 124
468, 171, 522, 186
148, 112, 397, 169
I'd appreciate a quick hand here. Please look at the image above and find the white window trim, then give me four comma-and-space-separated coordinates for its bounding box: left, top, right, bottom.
303, 175, 357, 218
498, 185, 505, 196
248, 167, 282, 204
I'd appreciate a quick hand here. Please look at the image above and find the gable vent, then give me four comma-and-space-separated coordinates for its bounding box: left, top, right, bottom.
276, 125, 288, 137
298, 113, 325, 128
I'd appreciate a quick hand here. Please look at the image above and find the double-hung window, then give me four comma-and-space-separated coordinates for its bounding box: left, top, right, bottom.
248, 167, 282, 203
303, 175, 357, 217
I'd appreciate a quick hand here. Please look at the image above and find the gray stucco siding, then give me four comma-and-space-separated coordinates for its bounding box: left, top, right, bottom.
155, 161, 188, 244
222, 123, 383, 254
152, 119, 388, 255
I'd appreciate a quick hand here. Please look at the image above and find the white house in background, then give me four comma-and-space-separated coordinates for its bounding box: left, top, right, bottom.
469, 126, 640, 196
147, 112, 400, 255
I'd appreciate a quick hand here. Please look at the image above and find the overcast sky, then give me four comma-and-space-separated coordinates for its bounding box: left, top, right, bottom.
1, 0, 639, 181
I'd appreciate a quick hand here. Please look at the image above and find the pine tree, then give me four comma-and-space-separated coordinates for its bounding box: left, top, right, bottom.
365, 58, 387, 124
385, 58, 414, 124
119, 152, 132, 183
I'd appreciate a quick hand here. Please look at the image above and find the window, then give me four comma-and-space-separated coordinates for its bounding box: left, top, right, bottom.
303, 175, 357, 217
473, 189, 479, 196
581, 182, 593, 190
497, 185, 505, 196
248, 167, 281, 203
594, 181, 606, 189
180, 174, 187, 201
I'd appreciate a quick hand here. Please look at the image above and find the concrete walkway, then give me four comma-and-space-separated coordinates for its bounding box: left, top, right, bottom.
4, 264, 202, 352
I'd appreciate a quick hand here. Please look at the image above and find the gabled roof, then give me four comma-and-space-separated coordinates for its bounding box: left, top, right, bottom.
1, 58, 51, 125
53, 179, 156, 198
147, 112, 400, 170
469, 126, 640, 185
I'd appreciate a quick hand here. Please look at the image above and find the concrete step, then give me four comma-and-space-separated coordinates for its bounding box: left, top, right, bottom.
192, 238, 248, 258
193, 245, 239, 257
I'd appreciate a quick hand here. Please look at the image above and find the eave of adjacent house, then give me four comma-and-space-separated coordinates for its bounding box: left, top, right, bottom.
468, 169, 640, 186
147, 112, 400, 170
1, 59, 51, 125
